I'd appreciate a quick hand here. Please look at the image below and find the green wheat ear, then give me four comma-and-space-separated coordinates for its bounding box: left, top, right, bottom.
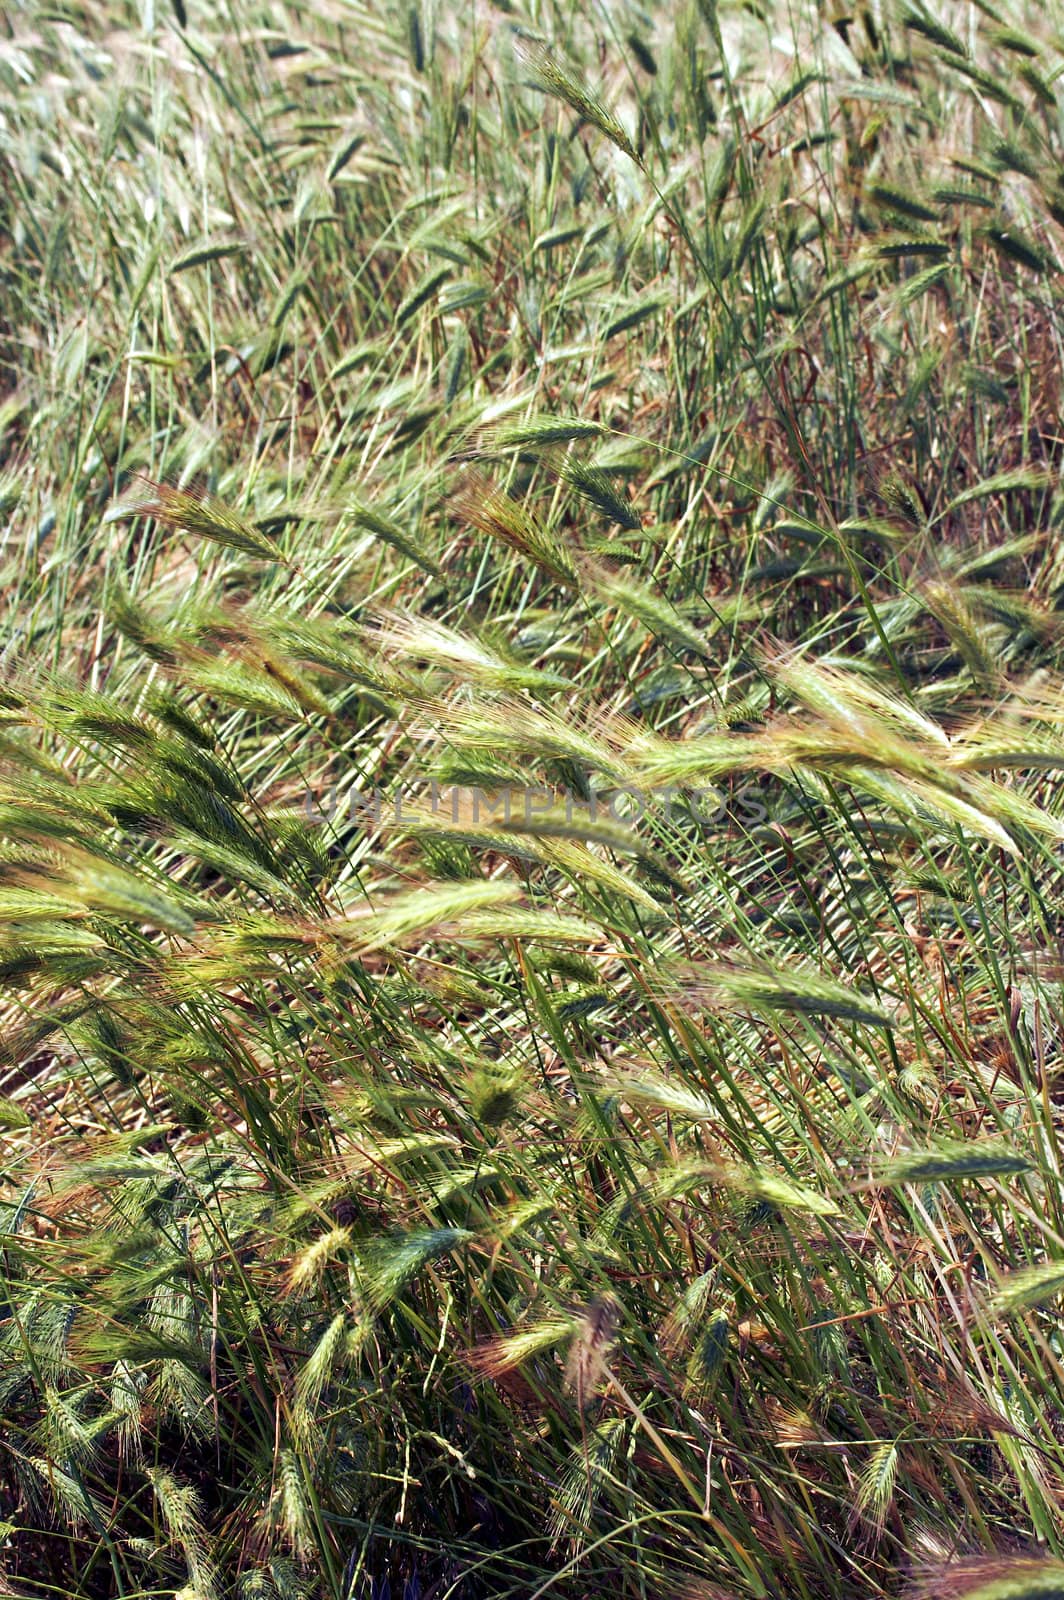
513, 34, 640, 164
483, 415, 608, 451
125, 480, 287, 563
917, 1558, 1064, 1600
875, 1141, 1033, 1185
989, 1262, 1064, 1315
557, 457, 642, 529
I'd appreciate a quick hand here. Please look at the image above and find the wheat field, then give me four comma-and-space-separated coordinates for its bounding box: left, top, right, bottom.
4, 1, 1064, 1596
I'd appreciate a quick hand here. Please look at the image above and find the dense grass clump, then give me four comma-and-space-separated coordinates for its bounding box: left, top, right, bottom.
6, 1, 1064, 1596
